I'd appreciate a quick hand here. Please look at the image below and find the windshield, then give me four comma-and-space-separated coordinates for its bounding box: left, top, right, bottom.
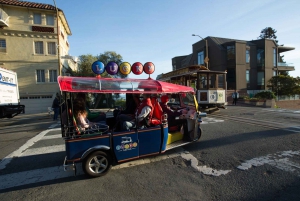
181, 93, 196, 107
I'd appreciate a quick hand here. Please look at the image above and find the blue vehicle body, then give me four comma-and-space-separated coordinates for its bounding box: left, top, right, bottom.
64, 124, 169, 165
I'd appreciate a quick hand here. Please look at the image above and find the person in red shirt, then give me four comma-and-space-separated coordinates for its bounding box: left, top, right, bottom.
122, 93, 153, 131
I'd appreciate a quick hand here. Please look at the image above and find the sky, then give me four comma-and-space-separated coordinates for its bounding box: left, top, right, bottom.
34, 0, 300, 79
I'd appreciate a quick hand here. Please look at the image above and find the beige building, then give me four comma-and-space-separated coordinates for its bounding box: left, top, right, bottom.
0, 0, 77, 114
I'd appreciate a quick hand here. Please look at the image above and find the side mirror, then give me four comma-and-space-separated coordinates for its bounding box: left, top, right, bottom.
197, 112, 207, 117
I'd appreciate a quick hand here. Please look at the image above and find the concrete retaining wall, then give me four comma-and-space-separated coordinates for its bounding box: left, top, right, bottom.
275, 100, 300, 110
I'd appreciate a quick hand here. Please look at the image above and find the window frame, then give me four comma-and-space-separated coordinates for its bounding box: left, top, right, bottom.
33, 13, 42, 24
197, 51, 204, 65
257, 48, 265, 67
227, 45, 235, 60
49, 69, 58, 82
34, 41, 44, 55
36, 69, 45, 83
257, 71, 265, 86
0, 39, 6, 53
246, 49, 250, 63
273, 48, 277, 67
46, 14, 54, 26
47, 42, 56, 55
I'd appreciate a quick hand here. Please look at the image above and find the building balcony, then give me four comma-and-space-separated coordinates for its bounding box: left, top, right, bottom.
275, 62, 295, 71
0, 8, 9, 27
278, 62, 293, 67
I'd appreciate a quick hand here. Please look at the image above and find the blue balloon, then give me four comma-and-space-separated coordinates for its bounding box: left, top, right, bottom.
92, 61, 105, 75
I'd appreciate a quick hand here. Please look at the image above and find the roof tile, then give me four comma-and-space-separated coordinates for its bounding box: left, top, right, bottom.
0, 0, 59, 11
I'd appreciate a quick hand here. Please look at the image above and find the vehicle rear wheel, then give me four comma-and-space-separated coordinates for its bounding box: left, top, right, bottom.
193, 127, 202, 142
82, 151, 112, 177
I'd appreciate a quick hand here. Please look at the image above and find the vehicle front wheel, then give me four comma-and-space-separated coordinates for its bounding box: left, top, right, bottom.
193, 127, 202, 142
82, 151, 112, 177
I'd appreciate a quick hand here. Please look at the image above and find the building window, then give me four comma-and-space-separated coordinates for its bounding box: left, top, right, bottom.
0, 39, 6, 53
33, 13, 42, 24
246, 49, 250, 63
36, 70, 45, 82
197, 51, 204, 65
35, 41, 44, 54
227, 45, 235, 60
46, 14, 54, 26
273, 48, 277, 67
273, 71, 277, 76
246, 70, 250, 88
217, 74, 225, 88
226, 68, 236, 90
257, 72, 264, 86
209, 74, 216, 88
49, 70, 57, 82
197, 73, 207, 89
47, 42, 56, 55
257, 49, 265, 67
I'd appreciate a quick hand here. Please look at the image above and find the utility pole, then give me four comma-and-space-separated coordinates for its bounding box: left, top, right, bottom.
53, 0, 61, 75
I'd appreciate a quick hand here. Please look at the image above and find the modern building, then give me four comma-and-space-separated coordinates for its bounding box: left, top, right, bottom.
170, 36, 295, 93
0, 0, 77, 114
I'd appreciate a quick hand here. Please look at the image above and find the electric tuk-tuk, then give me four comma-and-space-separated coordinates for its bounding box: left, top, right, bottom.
58, 76, 206, 177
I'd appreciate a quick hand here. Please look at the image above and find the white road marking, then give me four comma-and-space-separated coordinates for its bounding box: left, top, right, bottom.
48, 123, 60, 129
0, 147, 232, 190
237, 150, 300, 176
41, 134, 62, 140
0, 166, 78, 190
20, 145, 65, 157
180, 150, 231, 176
201, 117, 224, 124
1, 123, 299, 190
0, 127, 60, 170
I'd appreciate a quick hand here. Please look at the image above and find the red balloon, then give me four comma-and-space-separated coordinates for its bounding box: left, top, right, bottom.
143, 62, 155, 74
132, 62, 144, 75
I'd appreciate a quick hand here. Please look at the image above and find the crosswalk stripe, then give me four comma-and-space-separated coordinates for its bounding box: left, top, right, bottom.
20, 145, 65, 157
0, 166, 80, 190
0, 128, 61, 170
41, 134, 62, 140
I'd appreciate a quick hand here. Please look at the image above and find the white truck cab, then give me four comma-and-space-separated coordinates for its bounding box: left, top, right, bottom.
0, 67, 25, 118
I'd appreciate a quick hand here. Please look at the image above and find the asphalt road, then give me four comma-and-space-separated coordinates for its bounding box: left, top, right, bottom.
0, 106, 300, 201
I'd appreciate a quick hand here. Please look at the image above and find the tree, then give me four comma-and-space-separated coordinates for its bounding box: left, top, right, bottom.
258, 27, 278, 44
77, 54, 98, 77
268, 75, 300, 96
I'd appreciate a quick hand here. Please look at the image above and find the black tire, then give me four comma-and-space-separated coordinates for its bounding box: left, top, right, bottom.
82, 151, 112, 177
193, 127, 202, 142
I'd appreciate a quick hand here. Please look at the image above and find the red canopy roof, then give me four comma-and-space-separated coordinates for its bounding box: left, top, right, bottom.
58, 76, 194, 94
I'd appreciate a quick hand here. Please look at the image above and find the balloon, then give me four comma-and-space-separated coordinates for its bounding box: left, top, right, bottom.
143, 62, 155, 74
91, 61, 105, 74
106, 61, 119, 75
131, 62, 143, 75
119, 62, 131, 75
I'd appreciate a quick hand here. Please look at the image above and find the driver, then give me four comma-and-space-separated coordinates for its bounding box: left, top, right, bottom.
122, 93, 153, 131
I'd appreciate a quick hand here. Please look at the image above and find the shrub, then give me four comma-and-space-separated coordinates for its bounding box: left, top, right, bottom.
254, 91, 276, 99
